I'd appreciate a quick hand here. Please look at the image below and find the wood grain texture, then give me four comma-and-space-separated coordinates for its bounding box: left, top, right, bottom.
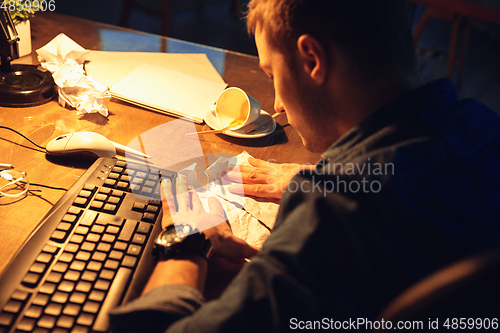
0, 12, 320, 274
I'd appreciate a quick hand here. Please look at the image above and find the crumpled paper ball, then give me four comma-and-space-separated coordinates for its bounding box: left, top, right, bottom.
36, 33, 110, 117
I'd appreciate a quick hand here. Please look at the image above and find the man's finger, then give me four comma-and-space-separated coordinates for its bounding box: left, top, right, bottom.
228, 183, 280, 199
175, 174, 191, 212
161, 178, 176, 213
224, 170, 271, 184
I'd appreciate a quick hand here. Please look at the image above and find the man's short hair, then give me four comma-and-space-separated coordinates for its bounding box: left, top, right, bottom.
246, 0, 418, 79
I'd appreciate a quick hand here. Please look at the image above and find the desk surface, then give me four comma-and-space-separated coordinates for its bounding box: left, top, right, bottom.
0, 12, 320, 275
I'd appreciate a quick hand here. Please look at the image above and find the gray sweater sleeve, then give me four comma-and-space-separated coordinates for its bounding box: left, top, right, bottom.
109, 284, 205, 333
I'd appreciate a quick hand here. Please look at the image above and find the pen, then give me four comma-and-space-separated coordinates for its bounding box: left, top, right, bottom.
0, 163, 14, 170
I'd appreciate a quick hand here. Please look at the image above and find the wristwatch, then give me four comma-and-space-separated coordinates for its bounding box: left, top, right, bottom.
154, 224, 212, 260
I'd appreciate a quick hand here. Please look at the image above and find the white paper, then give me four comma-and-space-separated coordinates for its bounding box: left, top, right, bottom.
110, 64, 227, 123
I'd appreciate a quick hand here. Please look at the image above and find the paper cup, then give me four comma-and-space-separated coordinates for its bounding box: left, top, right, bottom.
211, 87, 261, 130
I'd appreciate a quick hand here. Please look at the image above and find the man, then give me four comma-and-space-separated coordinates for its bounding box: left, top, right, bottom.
110, 0, 500, 332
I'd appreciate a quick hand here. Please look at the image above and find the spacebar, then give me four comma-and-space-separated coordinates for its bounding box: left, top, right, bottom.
93, 267, 132, 332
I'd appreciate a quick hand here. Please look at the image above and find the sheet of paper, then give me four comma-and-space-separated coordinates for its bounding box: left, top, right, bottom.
85, 50, 225, 87
110, 63, 227, 123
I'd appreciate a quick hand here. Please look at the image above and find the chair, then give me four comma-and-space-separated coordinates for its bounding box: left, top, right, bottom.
409, 0, 500, 86
119, 0, 242, 37
372, 251, 500, 332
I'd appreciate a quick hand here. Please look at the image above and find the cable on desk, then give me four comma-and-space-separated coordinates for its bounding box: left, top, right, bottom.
30, 183, 68, 191
0, 126, 47, 150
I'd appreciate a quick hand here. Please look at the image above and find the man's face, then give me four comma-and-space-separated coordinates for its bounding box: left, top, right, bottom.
255, 25, 329, 153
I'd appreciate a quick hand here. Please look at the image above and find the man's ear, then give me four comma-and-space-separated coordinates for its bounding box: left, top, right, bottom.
297, 34, 327, 85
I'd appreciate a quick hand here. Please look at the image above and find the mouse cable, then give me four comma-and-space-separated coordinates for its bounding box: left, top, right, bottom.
0, 126, 47, 150
30, 183, 68, 191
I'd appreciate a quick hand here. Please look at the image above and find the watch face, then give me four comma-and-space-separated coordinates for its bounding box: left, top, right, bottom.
174, 224, 192, 238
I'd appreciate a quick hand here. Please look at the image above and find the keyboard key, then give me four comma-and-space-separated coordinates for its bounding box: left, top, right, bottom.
62, 214, 78, 223
36, 252, 53, 264
83, 301, 100, 314
58, 280, 76, 293
90, 200, 104, 210
107, 196, 120, 204
58, 252, 74, 263
92, 267, 131, 332
69, 260, 86, 272
56, 222, 72, 231
106, 225, 120, 234
113, 242, 128, 251
137, 222, 152, 234
24, 305, 43, 319
95, 193, 107, 201
69, 292, 86, 304
79, 211, 98, 226
104, 179, 116, 187
0, 312, 14, 327
92, 252, 107, 262
39, 282, 57, 294
51, 291, 70, 304
11, 290, 30, 302
116, 181, 129, 190
88, 290, 105, 303
94, 280, 110, 291
3, 300, 22, 314
132, 202, 145, 212
118, 220, 137, 242
22, 272, 41, 288
132, 234, 146, 245
32, 294, 50, 307
75, 251, 91, 261
86, 261, 102, 272
111, 189, 124, 197
44, 303, 63, 316
108, 250, 124, 261
121, 256, 137, 268
146, 205, 159, 213
29, 262, 47, 274
127, 244, 142, 256
46, 272, 63, 284
95, 214, 124, 226
76, 313, 95, 327
81, 271, 97, 282
80, 242, 96, 252
51, 230, 67, 243
96, 243, 111, 253
101, 234, 116, 243
70, 234, 85, 244
86, 233, 101, 243
112, 166, 123, 173
52, 262, 69, 273
75, 281, 92, 293
75, 226, 90, 235
103, 204, 117, 213
67, 206, 82, 215
73, 197, 89, 208
56, 315, 75, 329
17, 317, 36, 331
83, 184, 96, 192
90, 225, 105, 234
38, 315, 56, 329
119, 174, 129, 182
98, 187, 112, 195
108, 172, 120, 180
43, 244, 59, 254
142, 212, 155, 222
99, 269, 115, 280
62, 304, 81, 316
104, 259, 119, 270
65, 243, 80, 253
64, 270, 81, 282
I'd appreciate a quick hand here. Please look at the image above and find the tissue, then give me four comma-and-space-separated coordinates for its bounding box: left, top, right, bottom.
36, 33, 110, 117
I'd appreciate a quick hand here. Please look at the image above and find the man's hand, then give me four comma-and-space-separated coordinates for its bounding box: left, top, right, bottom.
161, 175, 259, 259
223, 157, 316, 200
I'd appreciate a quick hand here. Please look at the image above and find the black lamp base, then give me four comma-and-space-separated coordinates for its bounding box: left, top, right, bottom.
0, 64, 56, 107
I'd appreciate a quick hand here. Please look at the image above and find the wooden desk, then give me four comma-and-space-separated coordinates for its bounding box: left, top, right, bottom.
0, 12, 320, 275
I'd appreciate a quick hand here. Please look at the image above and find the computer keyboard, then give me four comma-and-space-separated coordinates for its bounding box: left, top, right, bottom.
0, 157, 176, 333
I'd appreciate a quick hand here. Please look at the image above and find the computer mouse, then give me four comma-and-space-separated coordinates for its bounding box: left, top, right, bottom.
46, 132, 116, 158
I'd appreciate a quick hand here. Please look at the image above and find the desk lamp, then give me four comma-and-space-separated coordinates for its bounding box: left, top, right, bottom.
0, 9, 55, 107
